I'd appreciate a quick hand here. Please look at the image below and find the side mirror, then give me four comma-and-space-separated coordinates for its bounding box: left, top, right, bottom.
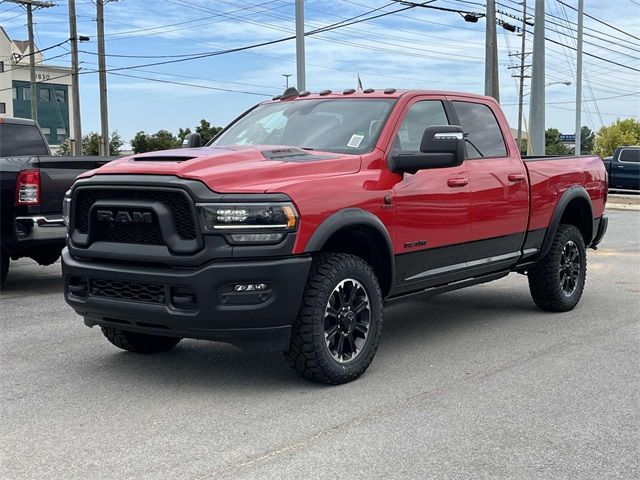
182, 132, 202, 148
390, 125, 465, 174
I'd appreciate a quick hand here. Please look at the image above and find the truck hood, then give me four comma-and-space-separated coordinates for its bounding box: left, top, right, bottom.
89, 145, 361, 193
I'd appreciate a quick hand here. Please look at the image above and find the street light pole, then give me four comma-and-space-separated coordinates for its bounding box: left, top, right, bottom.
295, 0, 306, 91
574, 0, 584, 155
282, 74, 292, 89
529, 0, 545, 155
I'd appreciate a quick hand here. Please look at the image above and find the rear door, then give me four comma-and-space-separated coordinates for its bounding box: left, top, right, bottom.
448, 97, 529, 269
613, 148, 640, 190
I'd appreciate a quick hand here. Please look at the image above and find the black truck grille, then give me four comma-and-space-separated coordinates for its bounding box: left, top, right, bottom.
90, 278, 166, 304
74, 188, 197, 244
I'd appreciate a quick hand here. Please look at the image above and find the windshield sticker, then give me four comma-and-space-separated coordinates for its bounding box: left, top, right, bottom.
347, 134, 364, 148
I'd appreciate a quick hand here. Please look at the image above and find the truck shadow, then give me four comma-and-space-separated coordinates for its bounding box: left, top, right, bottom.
79, 285, 537, 391
0, 261, 63, 297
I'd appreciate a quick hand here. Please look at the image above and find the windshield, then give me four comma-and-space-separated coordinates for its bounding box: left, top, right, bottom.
212, 98, 396, 154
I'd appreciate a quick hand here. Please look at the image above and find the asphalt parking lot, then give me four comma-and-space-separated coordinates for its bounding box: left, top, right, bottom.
1, 209, 638, 480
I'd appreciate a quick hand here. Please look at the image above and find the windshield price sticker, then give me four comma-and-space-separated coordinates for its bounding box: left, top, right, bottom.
347, 134, 364, 148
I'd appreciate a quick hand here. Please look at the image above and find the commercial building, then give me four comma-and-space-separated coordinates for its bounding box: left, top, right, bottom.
0, 27, 75, 148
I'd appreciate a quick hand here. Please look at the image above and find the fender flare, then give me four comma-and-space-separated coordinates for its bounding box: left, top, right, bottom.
304, 208, 395, 287
539, 185, 593, 259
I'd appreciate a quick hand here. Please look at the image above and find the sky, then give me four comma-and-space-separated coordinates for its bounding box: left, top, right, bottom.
0, 0, 638, 145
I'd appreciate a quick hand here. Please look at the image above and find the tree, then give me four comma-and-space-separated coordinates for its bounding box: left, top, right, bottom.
579, 126, 595, 154
195, 119, 222, 144
131, 131, 151, 154
594, 118, 640, 157
58, 131, 122, 156
131, 130, 180, 153
177, 127, 192, 143
545, 128, 571, 155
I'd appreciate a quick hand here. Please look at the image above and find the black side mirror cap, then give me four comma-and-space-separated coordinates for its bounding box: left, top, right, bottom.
390, 125, 465, 174
182, 132, 202, 148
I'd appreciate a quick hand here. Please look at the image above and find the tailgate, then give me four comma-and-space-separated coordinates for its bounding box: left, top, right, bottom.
37, 156, 112, 214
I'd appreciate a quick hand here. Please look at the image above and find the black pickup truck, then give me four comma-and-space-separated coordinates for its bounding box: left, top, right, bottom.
0, 117, 110, 285
603, 146, 640, 191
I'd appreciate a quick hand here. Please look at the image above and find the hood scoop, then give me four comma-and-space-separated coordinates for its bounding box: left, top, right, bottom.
132, 155, 197, 162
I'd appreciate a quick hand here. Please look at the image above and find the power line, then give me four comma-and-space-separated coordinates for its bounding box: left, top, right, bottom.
557, 0, 640, 41
108, 71, 273, 97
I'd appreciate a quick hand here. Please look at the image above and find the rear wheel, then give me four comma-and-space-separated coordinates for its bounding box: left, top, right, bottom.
285, 253, 383, 384
528, 224, 587, 312
1, 249, 9, 286
101, 327, 181, 353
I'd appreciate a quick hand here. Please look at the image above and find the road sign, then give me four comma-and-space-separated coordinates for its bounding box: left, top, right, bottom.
560, 134, 576, 143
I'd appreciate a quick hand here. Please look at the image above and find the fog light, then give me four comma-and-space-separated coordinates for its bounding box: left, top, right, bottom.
229, 233, 284, 243
234, 283, 269, 292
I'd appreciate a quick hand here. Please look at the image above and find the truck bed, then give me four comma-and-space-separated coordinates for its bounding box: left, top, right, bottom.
523, 154, 607, 232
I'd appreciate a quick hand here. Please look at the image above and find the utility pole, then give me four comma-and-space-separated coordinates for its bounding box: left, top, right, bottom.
96, 0, 110, 156
68, 0, 82, 155
574, 0, 584, 155
484, 0, 499, 102
516, 0, 528, 153
295, 0, 306, 91
529, 0, 545, 155
6, 0, 54, 123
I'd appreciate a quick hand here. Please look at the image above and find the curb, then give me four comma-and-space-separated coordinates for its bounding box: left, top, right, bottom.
606, 203, 640, 211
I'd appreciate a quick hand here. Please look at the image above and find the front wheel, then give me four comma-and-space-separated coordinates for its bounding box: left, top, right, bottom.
285, 253, 384, 385
101, 327, 181, 353
528, 224, 587, 312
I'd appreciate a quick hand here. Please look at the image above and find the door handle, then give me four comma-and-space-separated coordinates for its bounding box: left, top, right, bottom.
447, 177, 469, 188
508, 173, 526, 182
617, 165, 624, 169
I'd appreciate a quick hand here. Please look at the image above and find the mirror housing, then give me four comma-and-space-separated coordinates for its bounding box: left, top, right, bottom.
182, 132, 202, 148
390, 125, 465, 174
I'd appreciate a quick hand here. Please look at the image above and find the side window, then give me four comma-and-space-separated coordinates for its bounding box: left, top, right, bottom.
453, 101, 507, 159
396, 100, 449, 151
619, 149, 640, 163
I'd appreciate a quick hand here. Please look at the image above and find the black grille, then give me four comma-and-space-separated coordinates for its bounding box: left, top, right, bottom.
74, 188, 196, 242
93, 211, 163, 245
90, 278, 166, 304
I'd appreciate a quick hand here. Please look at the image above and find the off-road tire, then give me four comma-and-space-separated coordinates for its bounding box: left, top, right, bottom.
285, 253, 384, 384
0, 250, 8, 286
101, 327, 181, 353
528, 224, 587, 312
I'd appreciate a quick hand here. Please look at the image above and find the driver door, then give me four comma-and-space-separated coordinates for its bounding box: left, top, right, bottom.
391, 97, 472, 292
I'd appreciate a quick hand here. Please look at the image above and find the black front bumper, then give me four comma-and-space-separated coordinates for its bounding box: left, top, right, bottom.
62, 249, 312, 351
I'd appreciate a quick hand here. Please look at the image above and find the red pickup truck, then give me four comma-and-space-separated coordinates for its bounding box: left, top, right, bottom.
62, 89, 607, 384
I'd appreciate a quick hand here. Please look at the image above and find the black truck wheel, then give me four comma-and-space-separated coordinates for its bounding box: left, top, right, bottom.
528, 224, 587, 312
1, 250, 9, 286
101, 327, 181, 353
285, 253, 384, 384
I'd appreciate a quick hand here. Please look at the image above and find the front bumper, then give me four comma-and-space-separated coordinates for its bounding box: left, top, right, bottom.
62, 249, 312, 351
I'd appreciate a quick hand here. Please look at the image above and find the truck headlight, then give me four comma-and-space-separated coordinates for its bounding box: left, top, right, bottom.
62, 190, 72, 227
196, 202, 298, 244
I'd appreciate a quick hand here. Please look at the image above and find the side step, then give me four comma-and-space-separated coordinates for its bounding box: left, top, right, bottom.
385, 271, 509, 305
